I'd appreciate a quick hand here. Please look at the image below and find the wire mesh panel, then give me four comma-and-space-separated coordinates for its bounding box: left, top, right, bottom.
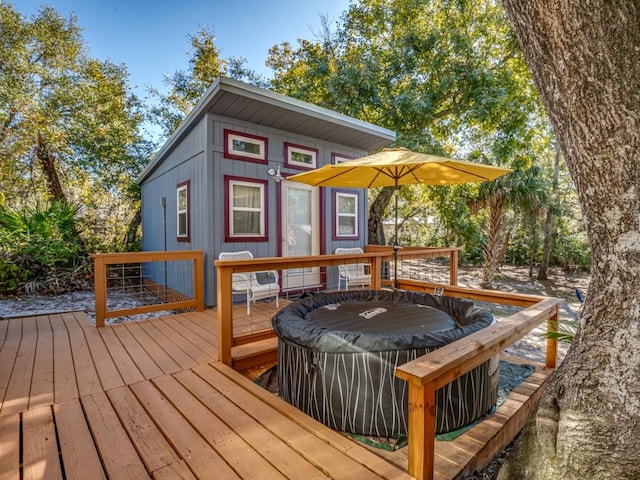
93, 251, 204, 326
397, 254, 452, 284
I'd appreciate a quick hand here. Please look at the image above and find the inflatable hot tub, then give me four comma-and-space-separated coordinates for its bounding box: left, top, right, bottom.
272, 290, 498, 437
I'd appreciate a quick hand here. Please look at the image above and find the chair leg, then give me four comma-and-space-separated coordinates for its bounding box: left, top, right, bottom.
246, 290, 251, 315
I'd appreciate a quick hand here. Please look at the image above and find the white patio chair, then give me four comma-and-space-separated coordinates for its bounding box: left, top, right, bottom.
335, 247, 371, 290
218, 251, 280, 314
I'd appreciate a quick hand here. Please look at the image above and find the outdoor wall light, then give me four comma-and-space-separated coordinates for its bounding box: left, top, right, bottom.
267, 165, 283, 182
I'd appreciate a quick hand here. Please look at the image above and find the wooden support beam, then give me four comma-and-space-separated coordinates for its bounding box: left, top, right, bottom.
194, 252, 205, 312
407, 382, 436, 480
450, 249, 459, 286
94, 255, 107, 328
216, 265, 233, 366
546, 304, 559, 369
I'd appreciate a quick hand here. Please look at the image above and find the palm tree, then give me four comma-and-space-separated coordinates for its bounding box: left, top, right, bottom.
477, 164, 547, 288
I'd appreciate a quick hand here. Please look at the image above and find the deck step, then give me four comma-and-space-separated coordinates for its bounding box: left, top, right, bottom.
231, 337, 278, 371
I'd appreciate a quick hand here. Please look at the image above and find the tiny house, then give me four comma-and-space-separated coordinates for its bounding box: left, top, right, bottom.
137, 76, 395, 305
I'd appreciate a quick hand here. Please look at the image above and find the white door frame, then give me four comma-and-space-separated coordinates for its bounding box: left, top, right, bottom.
280, 179, 320, 290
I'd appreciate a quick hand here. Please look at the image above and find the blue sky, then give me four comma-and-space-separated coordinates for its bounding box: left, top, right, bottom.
15, 0, 351, 95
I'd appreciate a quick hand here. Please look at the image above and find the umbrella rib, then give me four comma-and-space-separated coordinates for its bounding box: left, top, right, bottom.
442, 163, 492, 181
309, 166, 358, 186
368, 168, 389, 188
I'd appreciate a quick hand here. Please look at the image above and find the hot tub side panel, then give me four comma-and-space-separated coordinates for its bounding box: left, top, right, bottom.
278, 339, 498, 437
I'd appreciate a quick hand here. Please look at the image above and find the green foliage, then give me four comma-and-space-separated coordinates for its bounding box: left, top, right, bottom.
0, 202, 90, 295
148, 26, 269, 139
265, 0, 580, 270
0, 3, 152, 253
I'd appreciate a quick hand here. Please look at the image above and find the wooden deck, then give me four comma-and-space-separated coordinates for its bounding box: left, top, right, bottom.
0, 307, 553, 480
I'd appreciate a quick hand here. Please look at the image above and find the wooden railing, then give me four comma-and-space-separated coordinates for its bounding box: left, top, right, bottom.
214, 248, 562, 480
214, 246, 460, 366
92, 250, 205, 327
394, 281, 562, 480
365, 245, 460, 286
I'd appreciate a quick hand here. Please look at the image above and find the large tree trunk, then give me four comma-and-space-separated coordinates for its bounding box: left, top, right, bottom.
500, 1, 640, 478
124, 208, 142, 251
36, 132, 66, 202
537, 144, 560, 280
368, 186, 395, 245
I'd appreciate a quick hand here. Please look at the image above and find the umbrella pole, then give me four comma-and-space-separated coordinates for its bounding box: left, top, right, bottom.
394, 185, 399, 288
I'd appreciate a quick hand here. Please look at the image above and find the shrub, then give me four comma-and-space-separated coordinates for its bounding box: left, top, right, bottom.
0, 202, 91, 295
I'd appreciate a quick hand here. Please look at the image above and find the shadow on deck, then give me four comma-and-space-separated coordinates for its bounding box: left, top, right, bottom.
0, 306, 552, 480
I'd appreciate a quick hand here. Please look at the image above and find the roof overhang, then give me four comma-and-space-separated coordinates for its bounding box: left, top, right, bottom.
138, 76, 396, 183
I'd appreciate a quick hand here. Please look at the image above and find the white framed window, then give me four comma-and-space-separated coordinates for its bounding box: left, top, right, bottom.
284, 142, 318, 169
176, 180, 190, 241
334, 191, 359, 239
225, 176, 268, 242
224, 129, 268, 163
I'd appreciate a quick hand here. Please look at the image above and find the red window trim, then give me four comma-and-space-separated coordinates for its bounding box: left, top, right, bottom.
223, 129, 268, 164
331, 152, 356, 164
177, 180, 191, 242
224, 175, 269, 242
284, 142, 319, 170
332, 189, 360, 241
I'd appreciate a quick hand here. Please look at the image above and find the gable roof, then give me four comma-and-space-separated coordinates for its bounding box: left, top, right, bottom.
138, 76, 396, 183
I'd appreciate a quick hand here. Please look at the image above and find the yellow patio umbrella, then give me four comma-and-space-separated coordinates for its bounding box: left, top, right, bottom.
288, 147, 512, 285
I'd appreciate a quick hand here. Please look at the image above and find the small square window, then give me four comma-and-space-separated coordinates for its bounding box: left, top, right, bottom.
224, 176, 268, 242
332, 153, 355, 164
177, 181, 190, 242
224, 129, 268, 163
284, 142, 318, 170
334, 191, 359, 239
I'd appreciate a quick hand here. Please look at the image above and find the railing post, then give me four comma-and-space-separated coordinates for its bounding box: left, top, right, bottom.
194, 252, 205, 311
449, 249, 459, 286
546, 304, 559, 368
370, 254, 382, 290
407, 381, 436, 480
93, 255, 107, 327
216, 264, 233, 366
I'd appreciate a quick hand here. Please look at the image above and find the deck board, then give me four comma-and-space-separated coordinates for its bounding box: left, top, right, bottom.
22, 405, 63, 480
110, 323, 165, 379
64, 313, 103, 398
83, 322, 125, 391
3, 317, 37, 417
98, 326, 146, 385
0, 319, 22, 415
124, 322, 182, 375
151, 374, 289, 480
106, 386, 180, 474
198, 362, 412, 480
0, 412, 20, 480
156, 316, 216, 362
54, 399, 106, 480
129, 380, 242, 479
0, 309, 553, 480
82, 391, 151, 480
29, 315, 54, 409
50, 314, 79, 404
172, 369, 331, 480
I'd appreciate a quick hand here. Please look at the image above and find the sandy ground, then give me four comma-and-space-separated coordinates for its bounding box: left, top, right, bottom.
0, 289, 176, 324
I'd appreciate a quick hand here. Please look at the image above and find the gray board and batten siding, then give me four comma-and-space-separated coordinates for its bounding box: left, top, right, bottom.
138, 76, 396, 306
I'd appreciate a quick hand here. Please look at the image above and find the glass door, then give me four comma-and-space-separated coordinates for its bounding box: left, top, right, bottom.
281, 180, 320, 290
